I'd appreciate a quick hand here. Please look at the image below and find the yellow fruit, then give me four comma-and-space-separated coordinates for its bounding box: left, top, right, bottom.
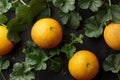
0, 25, 14, 55
68, 50, 99, 80
31, 18, 63, 48
104, 23, 120, 50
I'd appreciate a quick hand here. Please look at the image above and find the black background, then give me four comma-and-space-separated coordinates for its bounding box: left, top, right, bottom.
1, 0, 120, 80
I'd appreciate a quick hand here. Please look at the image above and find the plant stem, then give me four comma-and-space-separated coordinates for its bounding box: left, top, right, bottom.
117, 73, 120, 80
0, 71, 6, 80
20, 0, 27, 6
108, 0, 112, 6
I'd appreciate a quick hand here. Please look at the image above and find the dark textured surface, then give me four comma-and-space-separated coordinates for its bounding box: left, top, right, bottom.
1, 0, 120, 80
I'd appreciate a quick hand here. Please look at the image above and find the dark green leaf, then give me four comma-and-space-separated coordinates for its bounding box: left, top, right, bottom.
50, 57, 63, 72
52, 0, 75, 13
0, 14, 7, 24
11, 0, 19, 10
38, 6, 51, 18
7, 17, 27, 44
61, 44, 76, 59
96, 4, 120, 24
110, 5, 120, 23
29, 0, 47, 16
84, 4, 120, 38
0, 0, 12, 14
95, 4, 112, 25
59, 11, 70, 25
50, 49, 61, 57
84, 16, 104, 38
59, 11, 82, 29
78, 0, 102, 12
7, 0, 47, 44
7, 31, 20, 44
23, 41, 49, 70
15, 4, 33, 24
10, 62, 35, 80
103, 54, 120, 73
0, 56, 10, 71
7, 5, 32, 44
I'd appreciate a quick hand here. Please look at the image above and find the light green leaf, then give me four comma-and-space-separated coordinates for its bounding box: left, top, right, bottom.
1, 60, 10, 70
103, 54, 120, 73
78, 0, 102, 12
0, 0, 12, 14
0, 56, 10, 71
52, 0, 75, 13
59, 11, 82, 29
10, 63, 35, 80
70, 33, 84, 44
24, 40, 36, 48
61, 44, 76, 59
35, 62, 47, 70
61, 33, 83, 59
23, 41, 49, 70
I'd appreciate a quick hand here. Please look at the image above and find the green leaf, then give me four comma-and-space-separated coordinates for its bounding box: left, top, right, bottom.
24, 40, 36, 48
11, 0, 19, 10
95, 4, 111, 25
23, 41, 49, 70
50, 57, 63, 72
96, 4, 120, 24
59, 11, 82, 29
59, 11, 70, 25
7, 0, 47, 44
0, 14, 7, 24
38, 6, 51, 18
49, 49, 61, 57
52, 0, 75, 13
1, 60, 10, 70
78, 0, 102, 12
29, 0, 47, 17
103, 54, 120, 73
61, 44, 76, 59
0, 0, 12, 14
7, 5, 32, 44
70, 33, 84, 44
10, 62, 35, 80
84, 16, 104, 38
108, 5, 120, 23
60, 33, 83, 59
15, 5, 33, 24
7, 18, 26, 44
84, 4, 120, 38
0, 56, 10, 71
